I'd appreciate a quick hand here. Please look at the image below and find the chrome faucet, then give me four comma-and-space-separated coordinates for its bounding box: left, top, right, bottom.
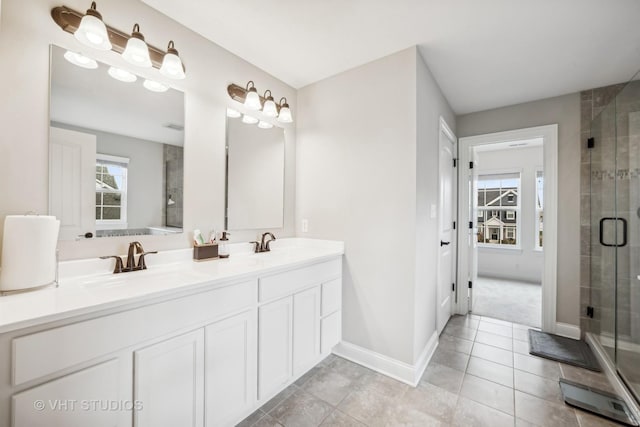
250, 232, 276, 253
100, 241, 157, 274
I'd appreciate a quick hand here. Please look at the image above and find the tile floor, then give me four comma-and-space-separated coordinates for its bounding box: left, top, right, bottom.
473, 277, 542, 327
237, 314, 622, 427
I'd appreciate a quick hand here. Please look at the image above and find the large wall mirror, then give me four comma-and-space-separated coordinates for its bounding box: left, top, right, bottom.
48, 45, 185, 240
225, 115, 285, 230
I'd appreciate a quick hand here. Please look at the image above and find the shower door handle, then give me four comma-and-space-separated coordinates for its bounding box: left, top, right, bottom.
599, 217, 627, 247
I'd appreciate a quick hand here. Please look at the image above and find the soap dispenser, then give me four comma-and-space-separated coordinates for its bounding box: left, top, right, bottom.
219, 231, 230, 258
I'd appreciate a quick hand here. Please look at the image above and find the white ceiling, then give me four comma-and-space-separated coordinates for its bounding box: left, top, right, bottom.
50, 46, 185, 145
142, 0, 640, 114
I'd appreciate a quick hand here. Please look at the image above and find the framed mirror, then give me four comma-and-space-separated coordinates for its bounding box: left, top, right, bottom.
225, 115, 285, 230
48, 45, 185, 240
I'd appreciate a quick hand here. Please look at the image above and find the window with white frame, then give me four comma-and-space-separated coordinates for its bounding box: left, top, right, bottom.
535, 170, 544, 250
476, 172, 521, 247
95, 154, 128, 229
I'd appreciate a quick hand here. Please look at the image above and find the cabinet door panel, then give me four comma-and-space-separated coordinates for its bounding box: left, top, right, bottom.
321, 311, 341, 354
258, 297, 293, 400
205, 310, 257, 427
12, 358, 127, 427
134, 329, 204, 427
293, 287, 321, 375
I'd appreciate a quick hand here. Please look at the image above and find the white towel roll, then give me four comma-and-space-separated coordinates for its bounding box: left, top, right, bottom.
0, 215, 60, 292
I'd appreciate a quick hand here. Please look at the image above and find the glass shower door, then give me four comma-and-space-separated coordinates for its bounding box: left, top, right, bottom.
615, 77, 640, 401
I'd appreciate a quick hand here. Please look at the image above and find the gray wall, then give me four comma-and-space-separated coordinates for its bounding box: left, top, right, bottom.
297, 47, 456, 365
0, 0, 297, 260
476, 146, 544, 283
457, 93, 581, 327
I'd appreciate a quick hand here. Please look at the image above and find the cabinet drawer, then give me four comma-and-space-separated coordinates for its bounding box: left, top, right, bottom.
13, 279, 256, 386
321, 278, 341, 316
259, 258, 341, 302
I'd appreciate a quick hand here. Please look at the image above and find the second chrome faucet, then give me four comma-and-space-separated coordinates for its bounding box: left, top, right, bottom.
251, 232, 276, 253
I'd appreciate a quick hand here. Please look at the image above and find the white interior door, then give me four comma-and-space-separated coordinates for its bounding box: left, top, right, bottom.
49, 126, 96, 240
469, 150, 479, 313
437, 123, 457, 334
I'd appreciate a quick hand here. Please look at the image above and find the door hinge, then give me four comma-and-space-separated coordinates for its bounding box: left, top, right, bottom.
453, 158, 457, 167
453, 221, 456, 230
469, 221, 473, 229
468, 281, 473, 289
587, 137, 595, 149
587, 306, 594, 318
452, 283, 455, 292
469, 161, 474, 169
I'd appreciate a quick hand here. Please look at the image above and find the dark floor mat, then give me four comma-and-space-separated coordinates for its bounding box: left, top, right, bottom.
560, 379, 638, 426
529, 329, 601, 371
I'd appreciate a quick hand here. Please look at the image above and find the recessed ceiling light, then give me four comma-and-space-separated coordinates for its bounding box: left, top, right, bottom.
107, 66, 137, 82
143, 79, 169, 92
63, 50, 98, 69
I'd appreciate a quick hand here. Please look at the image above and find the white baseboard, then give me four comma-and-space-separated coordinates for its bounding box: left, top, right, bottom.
333, 332, 438, 387
554, 322, 581, 340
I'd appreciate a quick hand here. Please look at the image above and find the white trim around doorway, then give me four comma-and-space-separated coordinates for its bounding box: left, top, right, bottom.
456, 124, 558, 334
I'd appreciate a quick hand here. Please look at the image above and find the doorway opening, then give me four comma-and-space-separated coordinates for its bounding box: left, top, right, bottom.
456, 125, 558, 333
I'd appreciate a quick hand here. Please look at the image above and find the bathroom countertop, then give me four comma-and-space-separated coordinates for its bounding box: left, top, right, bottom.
0, 238, 344, 334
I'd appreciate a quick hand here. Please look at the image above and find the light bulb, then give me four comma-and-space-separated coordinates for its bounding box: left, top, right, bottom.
160, 41, 185, 80
226, 108, 241, 118
122, 24, 152, 68
143, 79, 169, 93
107, 66, 137, 82
242, 114, 258, 124
74, 2, 112, 51
63, 50, 98, 69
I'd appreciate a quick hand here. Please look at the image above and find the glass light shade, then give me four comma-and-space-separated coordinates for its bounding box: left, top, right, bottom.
244, 89, 261, 110
263, 99, 278, 117
63, 51, 98, 69
277, 105, 293, 123
122, 36, 152, 68
160, 51, 185, 80
143, 79, 169, 93
107, 66, 137, 82
242, 114, 259, 124
226, 108, 241, 118
258, 121, 274, 129
74, 13, 111, 51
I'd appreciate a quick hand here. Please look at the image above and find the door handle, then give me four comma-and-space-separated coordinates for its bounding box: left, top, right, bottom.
599, 217, 627, 247
440, 241, 450, 246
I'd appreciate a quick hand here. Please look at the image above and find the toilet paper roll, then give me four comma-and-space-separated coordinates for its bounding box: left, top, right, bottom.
0, 215, 60, 292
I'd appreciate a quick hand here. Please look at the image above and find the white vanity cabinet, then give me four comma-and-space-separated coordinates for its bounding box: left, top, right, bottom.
134, 329, 205, 427
0, 253, 342, 427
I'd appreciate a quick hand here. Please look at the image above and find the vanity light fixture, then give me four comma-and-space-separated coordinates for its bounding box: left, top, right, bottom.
143, 79, 169, 93
108, 66, 137, 83
122, 24, 152, 68
277, 97, 293, 123
242, 114, 259, 125
243, 81, 262, 110
262, 90, 278, 117
258, 121, 274, 129
63, 50, 98, 69
226, 82, 294, 124
159, 41, 185, 80
52, 5, 186, 76
226, 108, 242, 118
74, 2, 111, 51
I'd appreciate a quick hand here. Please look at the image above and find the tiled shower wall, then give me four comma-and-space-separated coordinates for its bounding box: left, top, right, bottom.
579, 83, 625, 339
579, 81, 640, 344
163, 145, 184, 228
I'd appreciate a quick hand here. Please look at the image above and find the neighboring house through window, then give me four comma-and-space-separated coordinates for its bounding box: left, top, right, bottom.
96, 154, 129, 230
477, 172, 521, 247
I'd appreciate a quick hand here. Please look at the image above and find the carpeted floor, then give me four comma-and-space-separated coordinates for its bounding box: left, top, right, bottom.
472, 276, 541, 327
